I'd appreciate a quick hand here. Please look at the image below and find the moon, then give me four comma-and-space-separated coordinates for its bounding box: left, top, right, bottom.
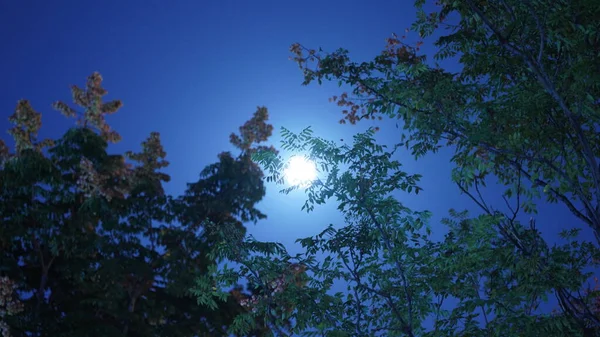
284, 155, 317, 187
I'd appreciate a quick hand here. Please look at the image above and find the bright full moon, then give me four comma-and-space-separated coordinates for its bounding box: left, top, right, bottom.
284, 155, 317, 188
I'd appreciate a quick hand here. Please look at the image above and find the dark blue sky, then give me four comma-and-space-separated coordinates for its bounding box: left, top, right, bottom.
0, 0, 589, 317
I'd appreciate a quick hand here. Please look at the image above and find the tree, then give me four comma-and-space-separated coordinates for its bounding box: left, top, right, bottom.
290, 0, 600, 244
248, 127, 596, 336
199, 0, 600, 335
0, 73, 275, 336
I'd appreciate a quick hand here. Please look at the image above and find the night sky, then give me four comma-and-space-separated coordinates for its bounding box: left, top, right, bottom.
0, 0, 590, 319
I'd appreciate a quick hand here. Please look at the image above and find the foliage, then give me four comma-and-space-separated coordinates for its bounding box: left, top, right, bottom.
249, 127, 598, 336
0, 73, 275, 336
0, 277, 24, 337
199, 0, 600, 335
290, 0, 600, 244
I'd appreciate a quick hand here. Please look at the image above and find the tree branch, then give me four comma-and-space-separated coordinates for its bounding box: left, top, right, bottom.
464, 0, 600, 231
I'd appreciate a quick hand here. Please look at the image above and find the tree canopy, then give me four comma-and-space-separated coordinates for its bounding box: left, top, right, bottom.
0, 73, 280, 336
3, 0, 600, 336
199, 0, 600, 336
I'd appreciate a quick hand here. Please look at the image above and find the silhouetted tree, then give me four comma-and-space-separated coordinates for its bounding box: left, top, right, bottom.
0, 73, 275, 336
